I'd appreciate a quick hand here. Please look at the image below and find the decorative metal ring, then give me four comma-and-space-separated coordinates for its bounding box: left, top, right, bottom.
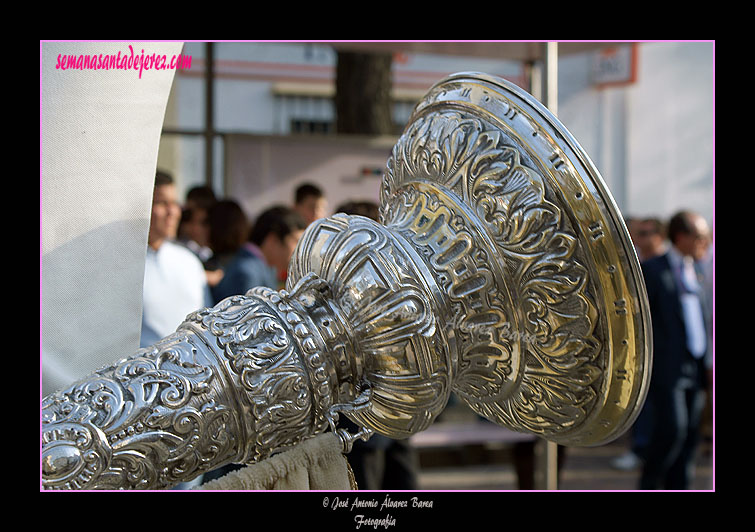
378, 72, 652, 446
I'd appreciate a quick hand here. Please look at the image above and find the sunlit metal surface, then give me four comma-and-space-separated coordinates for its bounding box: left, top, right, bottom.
41, 72, 651, 489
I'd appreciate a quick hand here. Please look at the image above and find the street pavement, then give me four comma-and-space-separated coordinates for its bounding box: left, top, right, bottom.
415, 433, 713, 491
413, 405, 713, 491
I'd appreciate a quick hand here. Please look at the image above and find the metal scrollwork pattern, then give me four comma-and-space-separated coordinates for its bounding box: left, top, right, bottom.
381, 110, 602, 438
379, 72, 650, 446
188, 283, 331, 463
42, 332, 235, 489
288, 214, 453, 439
42, 275, 347, 489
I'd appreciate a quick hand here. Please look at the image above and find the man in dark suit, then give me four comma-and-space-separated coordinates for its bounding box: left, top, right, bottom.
639, 210, 712, 490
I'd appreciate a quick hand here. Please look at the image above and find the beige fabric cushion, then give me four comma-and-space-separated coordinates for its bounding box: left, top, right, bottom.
198, 433, 356, 491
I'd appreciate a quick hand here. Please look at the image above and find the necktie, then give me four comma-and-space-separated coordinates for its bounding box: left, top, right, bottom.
679, 258, 706, 358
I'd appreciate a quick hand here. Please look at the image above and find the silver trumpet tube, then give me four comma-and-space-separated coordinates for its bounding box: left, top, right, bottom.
41, 72, 652, 490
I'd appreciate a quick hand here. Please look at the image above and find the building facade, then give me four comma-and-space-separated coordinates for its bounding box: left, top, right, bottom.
157, 41, 714, 226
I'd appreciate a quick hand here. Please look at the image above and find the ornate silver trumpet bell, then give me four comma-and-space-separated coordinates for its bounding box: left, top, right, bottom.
42, 72, 652, 490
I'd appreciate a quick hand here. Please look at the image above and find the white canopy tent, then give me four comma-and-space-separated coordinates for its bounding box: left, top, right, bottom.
41, 42, 185, 395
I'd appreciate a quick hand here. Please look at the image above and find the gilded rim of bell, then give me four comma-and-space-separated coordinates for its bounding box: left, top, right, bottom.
383, 72, 652, 446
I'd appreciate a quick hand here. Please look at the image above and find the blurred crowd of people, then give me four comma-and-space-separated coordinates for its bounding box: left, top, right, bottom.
613, 212, 713, 490
144, 175, 333, 335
